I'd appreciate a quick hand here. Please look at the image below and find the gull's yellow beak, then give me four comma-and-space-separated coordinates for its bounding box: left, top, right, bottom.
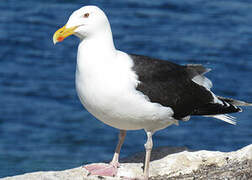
53, 25, 78, 44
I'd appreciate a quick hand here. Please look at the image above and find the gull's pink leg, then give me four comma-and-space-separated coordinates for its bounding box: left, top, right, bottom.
110, 129, 126, 167
143, 131, 153, 179
84, 130, 127, 177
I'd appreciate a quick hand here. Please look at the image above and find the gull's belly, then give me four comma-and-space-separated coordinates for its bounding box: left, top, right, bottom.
76, 75, 145, 130
75, 71, 175, 131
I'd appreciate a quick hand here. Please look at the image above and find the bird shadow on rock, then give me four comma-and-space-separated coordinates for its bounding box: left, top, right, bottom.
120, 146, 189, 163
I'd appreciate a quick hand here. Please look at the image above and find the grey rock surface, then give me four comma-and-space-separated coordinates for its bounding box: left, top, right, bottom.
1, 144, 252, 180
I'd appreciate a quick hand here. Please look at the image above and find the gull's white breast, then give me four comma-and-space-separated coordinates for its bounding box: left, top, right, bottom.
75, 42, 175, 131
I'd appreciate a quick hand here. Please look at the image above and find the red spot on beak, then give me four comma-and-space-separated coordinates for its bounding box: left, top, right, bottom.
57, 36, 64, 42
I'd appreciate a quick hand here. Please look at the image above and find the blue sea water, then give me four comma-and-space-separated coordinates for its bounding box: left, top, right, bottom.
0, 0, 252, 178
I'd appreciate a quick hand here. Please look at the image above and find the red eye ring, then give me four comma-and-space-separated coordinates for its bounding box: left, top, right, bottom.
84, 13, 89, 18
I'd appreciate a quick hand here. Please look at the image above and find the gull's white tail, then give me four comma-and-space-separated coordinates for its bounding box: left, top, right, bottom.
205, 114, 237, 125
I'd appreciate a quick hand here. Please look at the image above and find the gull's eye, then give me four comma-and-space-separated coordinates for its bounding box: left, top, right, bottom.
83, 13, 89, 18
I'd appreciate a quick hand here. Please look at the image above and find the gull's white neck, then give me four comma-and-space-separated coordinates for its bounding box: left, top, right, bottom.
77, 23, 116, 59
76, 25, 117, 76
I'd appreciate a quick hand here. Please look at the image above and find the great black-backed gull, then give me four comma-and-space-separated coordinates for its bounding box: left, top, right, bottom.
53, 5, 251, 179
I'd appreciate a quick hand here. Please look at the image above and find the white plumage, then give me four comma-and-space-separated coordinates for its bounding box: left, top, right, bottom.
76, 41, 175, 131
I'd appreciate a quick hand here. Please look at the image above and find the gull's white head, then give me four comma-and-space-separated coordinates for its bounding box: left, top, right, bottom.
53, 6, 110, 44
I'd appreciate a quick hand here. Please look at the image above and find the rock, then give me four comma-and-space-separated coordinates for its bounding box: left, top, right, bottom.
1, 144, 252, 180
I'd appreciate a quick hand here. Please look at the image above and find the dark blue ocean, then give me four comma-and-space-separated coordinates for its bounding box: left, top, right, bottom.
1, 0, 252, 178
